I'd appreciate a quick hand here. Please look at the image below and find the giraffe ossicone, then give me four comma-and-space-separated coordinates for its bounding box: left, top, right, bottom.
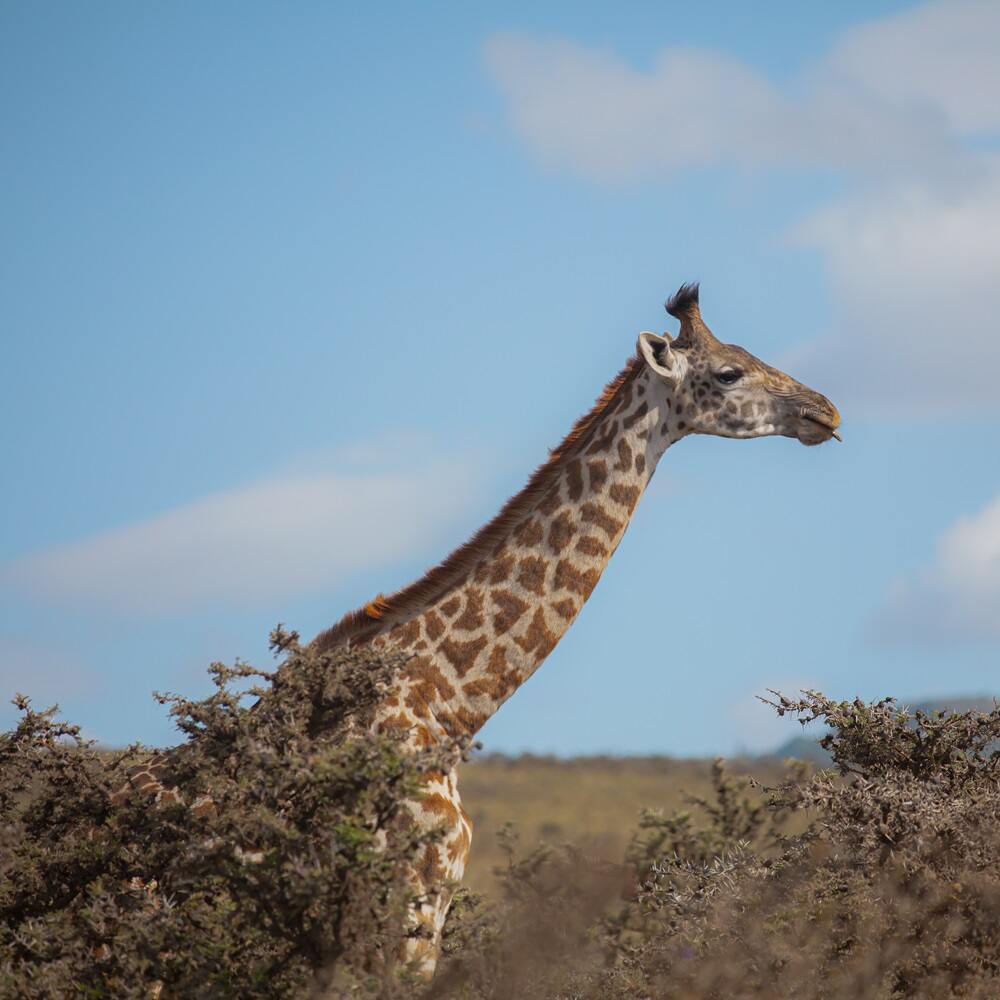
309, 282, 841, 977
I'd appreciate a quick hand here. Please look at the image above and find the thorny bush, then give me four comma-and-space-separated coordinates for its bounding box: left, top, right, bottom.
5, 646, 1000, 1000
434, 691, 1000, 999
0, 627, 463, 999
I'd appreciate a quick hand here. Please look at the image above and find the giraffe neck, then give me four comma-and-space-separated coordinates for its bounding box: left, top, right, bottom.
348, 362, 685, 747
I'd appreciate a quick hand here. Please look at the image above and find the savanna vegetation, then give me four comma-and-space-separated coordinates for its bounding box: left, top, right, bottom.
3, 631, 1000, 998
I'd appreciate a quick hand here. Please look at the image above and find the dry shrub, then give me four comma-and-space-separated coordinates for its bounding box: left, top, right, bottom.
5, 643, 1000, 1000
0, 627, 461, 999
435, 692, 1000, 999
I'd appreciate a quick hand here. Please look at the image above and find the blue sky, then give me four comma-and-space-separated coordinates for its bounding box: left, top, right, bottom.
3, 1, 999, 756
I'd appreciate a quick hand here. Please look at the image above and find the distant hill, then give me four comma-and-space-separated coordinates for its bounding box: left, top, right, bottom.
768, 695, 998, 764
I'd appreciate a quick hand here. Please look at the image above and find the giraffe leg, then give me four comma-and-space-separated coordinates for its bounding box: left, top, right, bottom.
404, 767, 472, 979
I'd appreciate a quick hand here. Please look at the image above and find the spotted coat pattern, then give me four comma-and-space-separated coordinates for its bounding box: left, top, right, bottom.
311, 288, 840, 977
319, 363, 688, 975
109, 286, 841, 983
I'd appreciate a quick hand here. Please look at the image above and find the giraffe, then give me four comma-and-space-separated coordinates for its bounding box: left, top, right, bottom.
307, 282, 842, 976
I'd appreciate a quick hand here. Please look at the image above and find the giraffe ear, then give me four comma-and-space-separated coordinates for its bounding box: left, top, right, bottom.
637, 331, 680, 383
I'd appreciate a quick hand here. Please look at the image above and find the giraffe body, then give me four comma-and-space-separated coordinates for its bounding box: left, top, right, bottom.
111, 285, 840, 982
311, 284, 841, 975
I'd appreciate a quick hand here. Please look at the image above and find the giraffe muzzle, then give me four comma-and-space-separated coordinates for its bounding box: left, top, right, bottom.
797, 406, 842, 446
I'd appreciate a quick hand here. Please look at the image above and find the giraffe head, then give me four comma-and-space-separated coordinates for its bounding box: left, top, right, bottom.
636, 283, 841, 446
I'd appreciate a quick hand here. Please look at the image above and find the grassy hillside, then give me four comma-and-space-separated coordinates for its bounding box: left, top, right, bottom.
457, 753, 790, 895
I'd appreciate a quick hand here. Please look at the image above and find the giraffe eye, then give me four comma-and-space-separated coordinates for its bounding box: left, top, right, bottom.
715, 368, 742, 385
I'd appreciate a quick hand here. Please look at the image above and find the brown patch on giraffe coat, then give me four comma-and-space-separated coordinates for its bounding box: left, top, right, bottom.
623, 401, 649, 430
454, 588, 485, 631
576, 535, 609, 558
440, 705, 487, 738
439, 596, 461, 617
516, 555, 547, 595
314, 357, 644, 651
538, 488, 562, 516
424, 610, 445, 641
132, 773, 160, 795
490, 554, 514, 584
548, 511, 575, 554
586, 420, 618, 456
609, 483, 641, 513
491, 589, 529, 634
472, 561, 490, 584
461, 676, 491, 699
191, 795, 216, 818
461, 706, 489, 732
379, 712, 414, 736
513, 518, 544, 547
421, 791, 460, 826
514, 607, 559, 661
406, 656, 456, 701
463, 645, 522, 700
158, 787, 182, 806
554, 559, 601, 599
111, 755, 174, 806
566, 458, 584, 501
580, 501, 624, 540
634, 453, 646, 475
439, 635, 488, 678
588, 459, 608, 493
390, 619, 421, 646
404, 688, 432, 719
416, 844, 445, 885
614, 438, 633, 473
552, 597, 577, 620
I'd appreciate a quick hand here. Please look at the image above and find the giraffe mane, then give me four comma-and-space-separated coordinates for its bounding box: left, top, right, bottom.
313, 354, 645, 651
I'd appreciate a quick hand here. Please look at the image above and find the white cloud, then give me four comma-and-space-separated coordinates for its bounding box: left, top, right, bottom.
484, 38, 785, 181
2, 440, 484, 614
483, 19, 969, 184
789, 162, 1000, 412
484, 1, 1000, 412
826, 0, 1000, 135
874, 493, 1000, 643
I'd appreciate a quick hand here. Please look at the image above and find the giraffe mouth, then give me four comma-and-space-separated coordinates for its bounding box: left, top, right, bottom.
799, 413, 842, 445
